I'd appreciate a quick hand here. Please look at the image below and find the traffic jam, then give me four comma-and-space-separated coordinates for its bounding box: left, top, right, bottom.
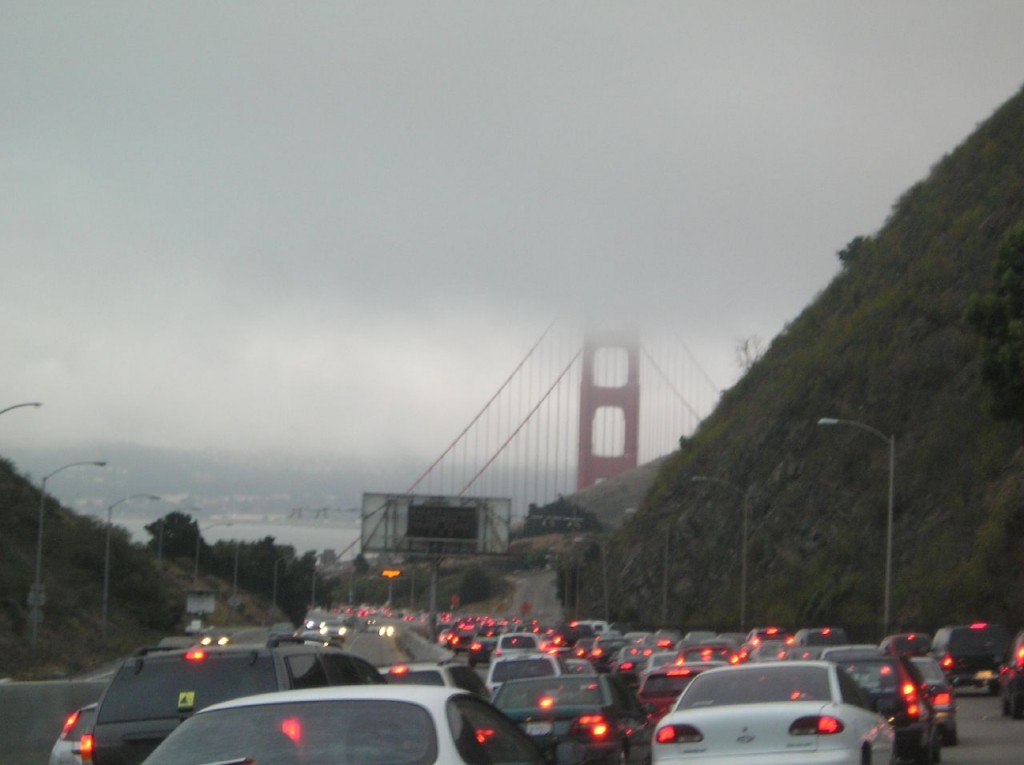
50, 613, 1023, 765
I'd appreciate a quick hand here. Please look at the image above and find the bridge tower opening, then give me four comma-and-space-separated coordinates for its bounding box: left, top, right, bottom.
576, 332, 640, 490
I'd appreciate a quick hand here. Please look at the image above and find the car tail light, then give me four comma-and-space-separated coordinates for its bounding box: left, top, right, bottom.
570, 715, 611, 739
78, 733, 94, 761
470, 641, 482, 652
901, 680, 921, 719
1016, 646, 1024, 668
60, 710, 82, 738
184, 649, 206, 662
280, 717, 302, 743
970, 622, 988, 629
932, 691, 952, 707
789, 715, 845, 735
940, 653, 954, 670
389, 664, 409, 674
656, 724, 703, 744
620, 661, 635, 671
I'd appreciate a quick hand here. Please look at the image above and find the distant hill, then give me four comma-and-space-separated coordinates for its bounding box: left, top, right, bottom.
571, 83, 1024, 638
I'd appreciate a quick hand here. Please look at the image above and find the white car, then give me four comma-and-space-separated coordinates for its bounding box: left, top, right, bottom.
138, 685, 549, 765
652, 661, 895, 765
385, 660, 489, 696
48, 703, 96, 765
493, 632, 543, 658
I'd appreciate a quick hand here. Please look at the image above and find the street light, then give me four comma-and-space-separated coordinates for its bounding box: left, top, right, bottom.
31, 460, 107, 650
194, 520, 232, 582
272, 555, 292, 618
691, 475, 754, 631
817, 416, 896, 637
102, 494, 160, 638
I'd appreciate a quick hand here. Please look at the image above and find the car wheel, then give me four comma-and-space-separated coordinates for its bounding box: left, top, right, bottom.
1002, 690, 1011, 717
1012, 692, 1024, 720
943, 726, 958, 746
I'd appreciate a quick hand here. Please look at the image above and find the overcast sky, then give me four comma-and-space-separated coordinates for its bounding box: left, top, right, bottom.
4, 2, 1024, 476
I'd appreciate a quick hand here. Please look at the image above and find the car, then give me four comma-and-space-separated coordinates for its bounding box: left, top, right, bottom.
746, 640, 790, 662
49, 703, 97, 765
652, 662, 895, 765
611, 644, 655, 687
493, 632, 543, 659
912, 655, 958, 745
931, 622, 1010, 694
89, 639, 385, 765
137, 684, 551, 765
491, 672, 653, 765
652, 629, 683, 650
449, 621, 480, 653
818, 645, 883, 661
998, 628, 1024, 718
385, 660, 488, 696
881, 632, 932, 657
486, 654, 567, 696
832, 652, 940, 764
468, 631, 499, 668
636, 662, 725, 725
642, 651, 683, 675
589, 635, 631, 673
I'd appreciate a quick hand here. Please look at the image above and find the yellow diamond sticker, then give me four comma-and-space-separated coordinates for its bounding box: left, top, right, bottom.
177, 691, 195, 711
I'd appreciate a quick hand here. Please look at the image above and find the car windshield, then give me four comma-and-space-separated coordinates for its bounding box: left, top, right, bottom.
143, 700, 438, 765
493, 677, 604, 710
911, 659, 946, 684
500, 635, 539, 650
678, 666, 831, 708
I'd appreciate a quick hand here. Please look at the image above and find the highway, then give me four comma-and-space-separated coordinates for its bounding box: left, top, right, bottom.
5, 617, 1024, 765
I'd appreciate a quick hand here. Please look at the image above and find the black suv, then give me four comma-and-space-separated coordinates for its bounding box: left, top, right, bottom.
833, 652, 939, 764
931, 622, 1010, 694
90, 638, 385, 765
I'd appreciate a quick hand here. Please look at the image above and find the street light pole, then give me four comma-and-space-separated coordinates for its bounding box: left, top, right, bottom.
273, 555, 291, 618
32, 460, 107, 651
817, 417, 896, 637
103, 493, 160, 639
691, 475, 753, 631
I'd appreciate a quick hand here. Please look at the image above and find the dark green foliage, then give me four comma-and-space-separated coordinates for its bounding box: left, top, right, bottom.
966, 222, 1024, 421
581, 84, 1024, 639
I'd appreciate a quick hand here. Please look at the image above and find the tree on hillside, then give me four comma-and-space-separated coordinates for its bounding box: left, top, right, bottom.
145, 511, 199, 561
966, 222, 1024, 422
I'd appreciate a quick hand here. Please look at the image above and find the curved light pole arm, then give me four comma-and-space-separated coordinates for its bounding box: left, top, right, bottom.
0, 401, 42, 417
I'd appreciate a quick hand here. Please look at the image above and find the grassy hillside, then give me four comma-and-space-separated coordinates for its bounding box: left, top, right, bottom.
573, 83, 1024, 639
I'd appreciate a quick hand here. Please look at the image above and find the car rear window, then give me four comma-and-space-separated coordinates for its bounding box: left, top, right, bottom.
144, 699, 437, 765
492, 659, 556, 683
97, 654, 279, 723
678, 666, 831, 708
641, 671, 699, 697
947, 625, 1010, 654
499, 635, 538, 650
388, 670, 446, 686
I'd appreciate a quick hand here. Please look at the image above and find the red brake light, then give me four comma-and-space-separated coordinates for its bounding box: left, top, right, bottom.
620, 661, 635, 671
61, 710, 81, 737
78, 733, 94, 761
970, 622, 988, 630
389, 664, 409, 674
940, 653, 954, 670
184, 649, 206, 662
280, 717, 302, 743
932, 692, 952, 706
539, 696, 555, 709
656, 724, 702, 744
571, 714, 610, 739
790, 715, 845, 735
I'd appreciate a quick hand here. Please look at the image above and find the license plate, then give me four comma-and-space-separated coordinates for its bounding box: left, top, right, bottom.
976, 670, 993, 680
526, 722, 553, 736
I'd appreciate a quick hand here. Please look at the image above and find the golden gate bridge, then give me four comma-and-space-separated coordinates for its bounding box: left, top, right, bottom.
403, 322, 722, 519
